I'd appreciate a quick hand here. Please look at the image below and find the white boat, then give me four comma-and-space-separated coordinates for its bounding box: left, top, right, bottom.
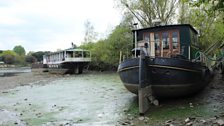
43, 48, 91, 74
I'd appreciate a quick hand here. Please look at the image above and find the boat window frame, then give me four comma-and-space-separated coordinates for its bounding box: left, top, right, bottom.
143, 33, 150, 42
170, 30, 180, 56
146, 29, 180, 57
154, 32, 161, 57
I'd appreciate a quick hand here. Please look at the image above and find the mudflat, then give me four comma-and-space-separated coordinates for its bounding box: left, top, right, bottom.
0, 71, 60, 91
0, 70, 223, 126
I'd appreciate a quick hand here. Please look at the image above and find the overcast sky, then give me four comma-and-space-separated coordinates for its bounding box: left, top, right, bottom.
0, 0, 121, 52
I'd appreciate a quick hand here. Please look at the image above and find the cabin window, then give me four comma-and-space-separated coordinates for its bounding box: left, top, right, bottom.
83, 51, 90, 58
154, 33, 160, 50
66, 51, 74, 58
172, 32, 178, 49
143, 33, 150, 50
162, 32, 169, 49
74, 51, 82, 57
144, 34, 150, 42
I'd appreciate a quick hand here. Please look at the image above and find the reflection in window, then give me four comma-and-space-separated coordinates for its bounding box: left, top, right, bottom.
172, 32, 178, 49
154, 33, 160, 50
74, 51, 82, 57
144, 34, 150, 49
162, 32, 169, 49
144, 34, 150, 42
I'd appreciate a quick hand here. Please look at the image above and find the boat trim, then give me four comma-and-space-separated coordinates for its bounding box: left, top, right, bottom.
118, 66, 139, 72
118, 65, 201, 73
149, 64, 201, 73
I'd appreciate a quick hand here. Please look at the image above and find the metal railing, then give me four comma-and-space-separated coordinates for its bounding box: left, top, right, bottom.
194, 41, 224, 68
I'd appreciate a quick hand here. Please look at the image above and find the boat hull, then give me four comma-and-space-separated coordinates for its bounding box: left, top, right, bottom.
47, 62, 89, 74
118, 57, 211, 98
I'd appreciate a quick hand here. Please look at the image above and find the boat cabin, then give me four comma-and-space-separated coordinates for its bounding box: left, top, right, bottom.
133, 24, 198, 60
43, 48, 91, 65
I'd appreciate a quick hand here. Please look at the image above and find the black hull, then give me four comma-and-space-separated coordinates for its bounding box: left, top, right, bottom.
48, 62, 89, 74
118, 57, 211, 98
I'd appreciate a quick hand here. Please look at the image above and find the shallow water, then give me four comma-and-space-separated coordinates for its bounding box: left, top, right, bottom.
0, 73, 135, 126
0, 67, 31, 77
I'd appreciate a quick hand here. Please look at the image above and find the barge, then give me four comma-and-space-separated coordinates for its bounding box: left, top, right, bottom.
43, 48, 91, 74
118, 24, 212, 98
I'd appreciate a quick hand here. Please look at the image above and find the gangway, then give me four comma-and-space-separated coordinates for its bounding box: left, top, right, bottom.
195, 41, 224, 73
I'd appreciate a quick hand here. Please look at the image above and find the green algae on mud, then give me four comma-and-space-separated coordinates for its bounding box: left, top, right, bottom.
124, 74, 224, 126
0, 72, 223, 126
0, 72, 135, 126
124, 99, 224, 126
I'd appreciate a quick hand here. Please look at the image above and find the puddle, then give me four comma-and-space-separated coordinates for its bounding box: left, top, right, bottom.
0, 73, 135, 126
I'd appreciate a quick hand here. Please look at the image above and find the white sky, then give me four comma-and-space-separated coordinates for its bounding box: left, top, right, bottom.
0, 0, 122, 52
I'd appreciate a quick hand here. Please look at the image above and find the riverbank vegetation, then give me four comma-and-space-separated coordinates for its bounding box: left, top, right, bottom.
1, 0, 223, 70
0, 46, 49, 67
79, 0, 224, 70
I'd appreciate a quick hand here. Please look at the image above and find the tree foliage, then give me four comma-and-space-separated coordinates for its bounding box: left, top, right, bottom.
13, 45, 26, 56
0, 50, 17, 64
178, 0, 224, 50
193, 0, 224, 12
31, 51, 50, 62
83, 20, 98, 44
117, 0, 179, 27
25, 55, 37, 63
80, 24, 132, 70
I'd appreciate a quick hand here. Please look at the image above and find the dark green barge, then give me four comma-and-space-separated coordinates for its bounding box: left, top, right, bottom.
118, 24, 212, 98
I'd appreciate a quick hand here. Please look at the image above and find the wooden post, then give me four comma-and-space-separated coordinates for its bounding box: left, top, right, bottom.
135, 30, 137, 58
138, 47, 159, 115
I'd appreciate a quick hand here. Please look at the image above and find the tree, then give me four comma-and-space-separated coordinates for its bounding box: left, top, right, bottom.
117, 0, 179, 27
0, 50, 17, 64
178, 0, 191, 24
83, 20, 98, 43
178, 0, 224, 50
25, 55, 37, 63
105, 25, 132, 68
80, 24, 132, 70
13, 45, 26, 56
31, 51, 50, 62
193, 0, 224, 12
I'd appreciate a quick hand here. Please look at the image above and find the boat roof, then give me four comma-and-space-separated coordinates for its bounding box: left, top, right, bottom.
65, 48, 89, 52
45, 48, 90, 56
132, 24, 198, 34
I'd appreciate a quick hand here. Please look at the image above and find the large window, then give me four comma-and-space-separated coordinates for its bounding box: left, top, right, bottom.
172, 32, 178, 49
162, 32, 169, 49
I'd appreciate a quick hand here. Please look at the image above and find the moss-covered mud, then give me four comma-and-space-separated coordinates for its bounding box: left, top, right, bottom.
122, 73, 224, 126
0, 71, 223, 126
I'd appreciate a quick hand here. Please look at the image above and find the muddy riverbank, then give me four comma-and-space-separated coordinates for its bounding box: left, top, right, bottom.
0, 70, 60, 91
0, 70, 223, 126
0, 71, 135, 126
122, 72, 224, 126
